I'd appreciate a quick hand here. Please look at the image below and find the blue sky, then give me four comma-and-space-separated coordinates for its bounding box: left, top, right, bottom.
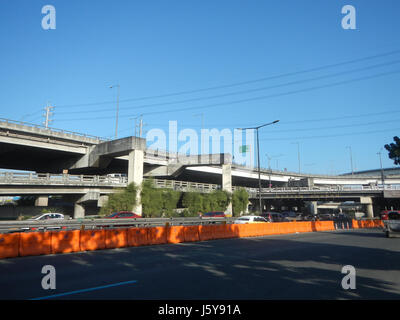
1, 0, 400, 174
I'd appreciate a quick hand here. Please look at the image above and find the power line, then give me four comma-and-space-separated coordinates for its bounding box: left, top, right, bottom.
259, 127, 400, 141
56, 59, 400, 116
55, 49, 400, 109
55, 69, 400, 122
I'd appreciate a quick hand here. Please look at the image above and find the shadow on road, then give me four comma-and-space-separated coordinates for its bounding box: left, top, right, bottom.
0, 228, 399, 300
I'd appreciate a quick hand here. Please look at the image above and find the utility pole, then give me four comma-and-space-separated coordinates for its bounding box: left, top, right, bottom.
346, 146, 354, 176
291, 142, 301, 174
110, 84, 120, 139
43, 103, 55, 128
194, 113, 204, 155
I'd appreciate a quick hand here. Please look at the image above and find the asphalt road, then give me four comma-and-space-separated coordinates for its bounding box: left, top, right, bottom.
0, 228, 399, 300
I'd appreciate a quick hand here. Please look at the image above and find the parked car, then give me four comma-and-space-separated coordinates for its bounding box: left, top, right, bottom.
317, 213, 336, 221
281, 211, 303, 221
380, 210, 400, 221
234, 215, 269, 224
261, 212, 288, 222
200, 211, 226, 218
383, 211, 400, 238
302, 215, 317, 221
106, 211, 141, 219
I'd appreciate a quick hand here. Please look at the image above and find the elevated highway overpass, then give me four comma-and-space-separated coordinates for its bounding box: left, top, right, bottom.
1, 118, 400, 217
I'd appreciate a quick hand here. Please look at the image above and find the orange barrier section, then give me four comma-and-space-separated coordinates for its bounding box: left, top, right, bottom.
80, 230, 105, 251
128, 228, 149, 246
225, 224, 240, 238
198, 225, 215, 241
183, 226, 200, 242
0, 233, 20, 259
166, 226, 185, 244
51, 230, 81, 254
105, 229, 128, 249
147, 227, 167, 245
19, 232, 52, 257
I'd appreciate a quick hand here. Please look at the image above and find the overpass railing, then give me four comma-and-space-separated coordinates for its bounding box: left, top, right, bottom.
0, 118, 110, 143
0, 172, 128, 186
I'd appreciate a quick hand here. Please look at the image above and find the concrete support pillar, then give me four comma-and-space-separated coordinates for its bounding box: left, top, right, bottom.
360, 197, 374, 218
35, 196, 48, 207
308, 201, 318, 215
222, 164, 232, 216
128, 149, 144, 215
97, 195, 109, 207
74, 203, 85, 219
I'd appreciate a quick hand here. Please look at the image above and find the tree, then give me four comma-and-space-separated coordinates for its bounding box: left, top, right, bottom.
385, 136, 400, 165
141, 179, 163, 217
161, 189, 181, 218
99, 183, 138, 216
182, 191, 204, 215
232, 188, 249, 217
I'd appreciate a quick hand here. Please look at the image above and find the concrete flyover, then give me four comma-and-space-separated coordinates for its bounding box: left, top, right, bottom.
1, 118, 400, 218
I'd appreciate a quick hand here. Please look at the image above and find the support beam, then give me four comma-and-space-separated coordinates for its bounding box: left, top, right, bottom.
74, 202, 85, 219
35, 196, 48, 207
222, 163, 232, 216
128, 149, 144, 215
360, 197, 374, 218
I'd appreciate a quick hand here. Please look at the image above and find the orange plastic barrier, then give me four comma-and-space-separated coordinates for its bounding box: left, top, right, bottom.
198, 225, 215, 241
225, 224, 240, 239
105, 228, 128, 249
183, 225, 200, 242
80, 230, 105, 251
127, 227, 149, 246
167, 226, 185, 244
0, 233, 20, 259
51, 230, 81, 254
19, 231, 52, 257
147, 227, 167, 245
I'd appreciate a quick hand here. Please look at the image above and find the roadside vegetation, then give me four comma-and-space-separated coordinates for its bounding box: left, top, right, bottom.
99, 180, 249, 218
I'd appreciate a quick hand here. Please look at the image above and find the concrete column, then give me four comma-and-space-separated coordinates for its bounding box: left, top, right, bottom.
222, 164, 232, 216
97, 195, 109, 207
74, 203, 85, 219
35, 196, 48, 207
128, 149, 144, 215
360, 197, 374, 218
308, 201, 318, 215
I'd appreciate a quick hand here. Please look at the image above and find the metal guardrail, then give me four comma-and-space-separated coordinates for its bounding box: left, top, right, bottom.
0, 217, 237, 233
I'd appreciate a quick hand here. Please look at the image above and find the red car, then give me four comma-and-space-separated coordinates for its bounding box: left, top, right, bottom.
380, 210, 400, 221
200, 211, 226, 218
106, 211, 141, 219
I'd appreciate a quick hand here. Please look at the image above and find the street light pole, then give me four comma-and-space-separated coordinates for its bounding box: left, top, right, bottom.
110, 84, 120, 139
237, 120, 279, 215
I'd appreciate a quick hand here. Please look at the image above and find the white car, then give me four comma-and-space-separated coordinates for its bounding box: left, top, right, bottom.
28, 213, 65, 221
21, 213, 66, 231
234, 215, 269, 224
